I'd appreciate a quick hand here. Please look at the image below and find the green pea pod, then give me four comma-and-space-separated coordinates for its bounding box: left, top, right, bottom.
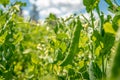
60, 18, 82, 66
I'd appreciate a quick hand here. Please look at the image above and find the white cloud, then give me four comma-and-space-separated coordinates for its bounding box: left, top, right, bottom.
68, 0, 81, 5
52, 0, 65, 5
39, 8, 61, 19
52, 0, 82, 5
29, 0, 85, 19
60, 7, 67, 12
36, 0, 50, 8
29, 0, 36, 4
23, 10, 29, 17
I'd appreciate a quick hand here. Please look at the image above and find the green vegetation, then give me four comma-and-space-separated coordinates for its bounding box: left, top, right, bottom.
0, 0, 120, 80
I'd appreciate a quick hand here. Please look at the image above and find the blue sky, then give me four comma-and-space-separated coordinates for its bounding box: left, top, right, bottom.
10, 0, 115, 19
99, 0, 108, 14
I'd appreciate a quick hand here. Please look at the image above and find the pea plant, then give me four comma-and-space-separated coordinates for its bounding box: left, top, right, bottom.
0, 0, 120, 80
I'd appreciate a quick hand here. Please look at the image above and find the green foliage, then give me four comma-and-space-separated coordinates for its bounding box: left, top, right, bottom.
0, 0, 10, 7
83, 0, 100, 12
105, 0, 120, 13
112, 14, 120, 31
0, 0, 120, 80
60, 18, 82, 66
111, 42, 120, 79
89, 61, 102, 80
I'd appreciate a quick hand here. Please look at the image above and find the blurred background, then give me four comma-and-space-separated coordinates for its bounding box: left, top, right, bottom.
4, 0, 120, 21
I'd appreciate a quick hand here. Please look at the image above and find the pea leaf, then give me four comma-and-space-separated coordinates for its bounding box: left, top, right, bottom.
103, 22, 116, 34
83, 0, 100, 12
105, 0, 113, 6
0, 0, 10, 7
101, 33, 115, 56
112, 14, 120, 31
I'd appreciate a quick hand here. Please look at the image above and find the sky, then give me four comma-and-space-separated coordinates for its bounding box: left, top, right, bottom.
10, 0, 119, 19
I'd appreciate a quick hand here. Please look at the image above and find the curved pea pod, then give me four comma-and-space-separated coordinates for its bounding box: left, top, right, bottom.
60, 18, 82, 66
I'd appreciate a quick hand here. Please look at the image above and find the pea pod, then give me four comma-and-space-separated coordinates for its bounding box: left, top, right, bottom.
60, 18, 82, 66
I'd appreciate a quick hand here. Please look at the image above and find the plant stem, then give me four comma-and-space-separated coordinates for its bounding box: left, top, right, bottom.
96, 5, 106, 79
90, 11, 94, 29
96, 6, 104, 36
102, 55, 105, 79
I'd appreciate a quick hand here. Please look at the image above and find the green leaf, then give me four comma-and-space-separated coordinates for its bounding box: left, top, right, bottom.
92, 30, 103, 47
83, 0, 100, 12
100, 33, 115, 56
68, 68, 75, 76
112, 14, 120, 31
103, 22, 116, 34
56, 33, 68, 40
0, 32, 7, 44
53, 48, 63, 64
60, 18, 82, 66
105, 0, 119, 13
105, 0, 113, 6
13, 32, 23, 44
15, 1, 27, 7
60, 42, 67, 53
0, 0, 10, 7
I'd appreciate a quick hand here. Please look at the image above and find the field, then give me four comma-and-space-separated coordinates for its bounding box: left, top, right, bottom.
0, 0, 120, 80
